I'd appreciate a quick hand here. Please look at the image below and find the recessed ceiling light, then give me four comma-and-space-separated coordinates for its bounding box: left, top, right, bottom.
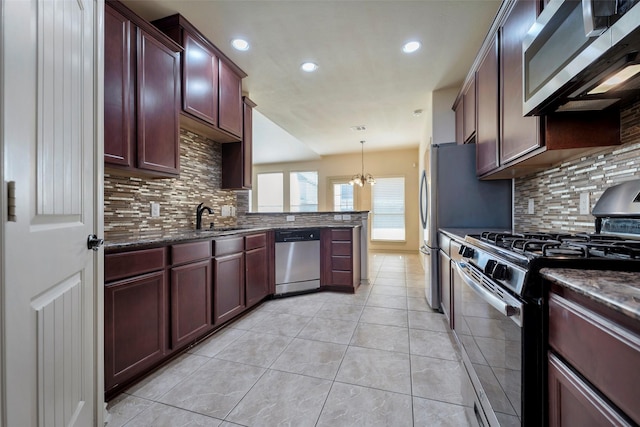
301, 62, 319, 72
231, 38, 250, 51
402, 41, 421, 54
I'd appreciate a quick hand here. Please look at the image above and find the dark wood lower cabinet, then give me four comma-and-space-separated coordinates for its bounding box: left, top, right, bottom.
213, 252, 245, 325
548, 353, 631, 427
104, 270, 167, 393
170, 259, 212, 350
321, 227, 361, 292
547, 285, 640, 426
245, 246, 268, 308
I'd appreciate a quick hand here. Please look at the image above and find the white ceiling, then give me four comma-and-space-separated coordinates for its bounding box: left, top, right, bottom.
122, 0, 501, 164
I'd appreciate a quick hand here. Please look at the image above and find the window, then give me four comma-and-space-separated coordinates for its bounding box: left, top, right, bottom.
333, 183, 354, 211
371, 177, 405, 241
290, 171, 318, 212
256, 173, 284, 212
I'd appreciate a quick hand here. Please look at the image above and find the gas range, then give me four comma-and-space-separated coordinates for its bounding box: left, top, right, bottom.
461, 230, 640, 298
452, 179, 640, 427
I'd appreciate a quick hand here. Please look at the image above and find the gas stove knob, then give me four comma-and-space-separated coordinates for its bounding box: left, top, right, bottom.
484, 259, 497, 275
492, 263, 510, 280
459, 245, 475, 258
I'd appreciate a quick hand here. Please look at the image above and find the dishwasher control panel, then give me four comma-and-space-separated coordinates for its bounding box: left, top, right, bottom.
274, 229, 320, 242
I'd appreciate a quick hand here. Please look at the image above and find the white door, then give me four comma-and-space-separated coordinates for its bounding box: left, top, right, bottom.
1, 0, 104, 425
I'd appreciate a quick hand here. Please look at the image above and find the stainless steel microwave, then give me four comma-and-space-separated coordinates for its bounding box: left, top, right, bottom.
523, 0, 640, 115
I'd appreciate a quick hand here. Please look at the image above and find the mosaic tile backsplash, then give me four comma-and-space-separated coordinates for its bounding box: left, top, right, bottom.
514, 97, 640, 233
104, 129, 237, 239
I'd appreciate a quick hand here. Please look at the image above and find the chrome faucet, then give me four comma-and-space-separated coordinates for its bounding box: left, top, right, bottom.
196, 203, 213, 230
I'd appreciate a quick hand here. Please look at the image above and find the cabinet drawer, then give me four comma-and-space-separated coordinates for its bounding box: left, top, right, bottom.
105, 247, 166, 282
331, 229, 352, 241
331, 256, 352, 271
245, 233, 266, 251
331, 271, 353, 286
171, 240, 211, 265
549, 293, 640, 424
332, 241, 352, 256
214, 237, 244, 257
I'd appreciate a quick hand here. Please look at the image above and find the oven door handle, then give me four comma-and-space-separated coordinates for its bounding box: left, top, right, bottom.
453, 261, 523, 326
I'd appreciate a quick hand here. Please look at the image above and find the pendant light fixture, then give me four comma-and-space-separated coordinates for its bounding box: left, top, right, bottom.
349, 140, 375, 186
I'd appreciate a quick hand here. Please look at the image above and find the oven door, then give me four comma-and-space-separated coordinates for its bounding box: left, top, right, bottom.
452, 256, 523, 426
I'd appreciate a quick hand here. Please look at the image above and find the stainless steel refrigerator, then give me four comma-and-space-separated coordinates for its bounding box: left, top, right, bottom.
419, 143, 512, 310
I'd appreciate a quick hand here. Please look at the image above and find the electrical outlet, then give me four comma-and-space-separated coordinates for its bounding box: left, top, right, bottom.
334, 214, 342, 221
150, 202, 160, 217
527, 199, 534, 215
579, 192, 590, 215
342, 214, 351, 220
231, 206, 236, 217
286, 215, 295, 222
221, 206, 230, 217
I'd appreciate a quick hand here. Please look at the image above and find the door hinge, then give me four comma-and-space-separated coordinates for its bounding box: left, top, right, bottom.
7, 181, 16, 222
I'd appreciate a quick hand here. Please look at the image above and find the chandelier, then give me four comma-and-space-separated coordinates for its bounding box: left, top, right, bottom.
349, 140, 375, 186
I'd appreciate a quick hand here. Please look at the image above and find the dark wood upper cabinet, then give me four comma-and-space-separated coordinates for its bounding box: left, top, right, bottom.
475, 33, 499, 176
152, 14, 247, 143
454, 99, 464, 144
218, 60, 243, 137
104, 6, 134, 167
222, 97, 256, 189
136, 29, 181, 176
454, 78, 476, 145
182, 33, 218, 125
500, 0, 541, 165
104, 1, 182, 178
462, 78, 476, 143
454, 0, 621, 179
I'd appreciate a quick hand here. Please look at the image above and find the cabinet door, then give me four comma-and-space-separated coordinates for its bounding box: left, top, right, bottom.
462, 78, 476, 143
182, 32, 218, 126
454, 100, 464, 145
170, 259, 212, 349
104, 5, 134, 167
500, 0, 541, 164
218, 59, 243, 137
548, 353, 631, 427
245, 246, 268, 308
221, 97, 255, 189
242, 97, 254, 188
476, 34, 499, 176
213, 252, 245, 324
439, 250, 452, 328
136, 28, 180, 175
104, 271, 167, 392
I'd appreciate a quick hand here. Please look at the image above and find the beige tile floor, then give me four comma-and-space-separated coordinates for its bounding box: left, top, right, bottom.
107, 253, 474, 427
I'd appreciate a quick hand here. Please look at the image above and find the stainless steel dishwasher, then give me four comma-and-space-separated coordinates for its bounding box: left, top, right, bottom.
274, 228, 321, 296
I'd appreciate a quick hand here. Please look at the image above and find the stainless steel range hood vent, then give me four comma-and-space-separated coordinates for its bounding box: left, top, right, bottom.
523, 0, 640, 115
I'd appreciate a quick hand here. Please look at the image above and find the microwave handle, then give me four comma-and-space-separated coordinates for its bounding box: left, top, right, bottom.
582, 0, 617, 37
453, 261, 523, 326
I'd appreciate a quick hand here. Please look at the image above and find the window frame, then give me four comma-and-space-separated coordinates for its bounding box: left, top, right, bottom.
370, 175, 406, 242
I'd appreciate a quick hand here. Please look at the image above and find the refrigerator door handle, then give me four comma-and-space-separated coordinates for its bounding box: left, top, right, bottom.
419, 170, 428, 230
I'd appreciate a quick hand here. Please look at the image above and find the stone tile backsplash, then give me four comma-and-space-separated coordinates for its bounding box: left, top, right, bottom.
104, 129, 237, 239
514, 97, 640, 233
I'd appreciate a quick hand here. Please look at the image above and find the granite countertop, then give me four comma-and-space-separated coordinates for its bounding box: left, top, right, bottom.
105, 224, 360, 252
540, 268, 640, 321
